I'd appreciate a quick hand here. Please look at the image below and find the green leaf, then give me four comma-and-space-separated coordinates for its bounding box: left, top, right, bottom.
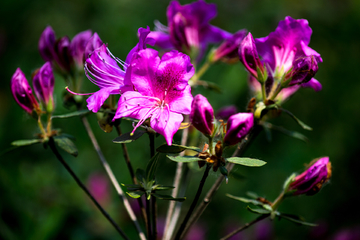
11, 139, 43, 147
166, 155, 203, 163
247, 206, 271, 215
113, 130, 145, 144
226, 157, 266, 167
153, 185, 175, 191
228, 171, 246, 181
246, 191, 259, 199
226, 194, 264, 207
53, 136, 78, 157
136, 169, 146, 183
278, 213, 318, 227
126, 191, 144, 199
152, 193, 186, 202
280, 108, 313, 131
263, 122, 308, 143
146, 153, 160, 181
156, 144, 201, 153
51, 109, 90, 119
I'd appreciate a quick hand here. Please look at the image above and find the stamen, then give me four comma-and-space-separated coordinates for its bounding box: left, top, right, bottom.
65, 86, 93, 96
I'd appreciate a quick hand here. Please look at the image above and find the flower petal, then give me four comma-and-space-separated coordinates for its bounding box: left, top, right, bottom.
150, 107, 183, 146
301, 78, 322, 92
168, 85, 193, 114
148, 31, 173, 49
87, 87, 119, 113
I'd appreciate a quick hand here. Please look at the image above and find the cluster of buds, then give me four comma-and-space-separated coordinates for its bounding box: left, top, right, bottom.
39, 26, 101, 76
11, 62, 55, 115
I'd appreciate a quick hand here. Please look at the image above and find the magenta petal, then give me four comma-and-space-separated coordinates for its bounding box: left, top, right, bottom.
224, 113, 254, 145
301, 78, 322, 91
125, 27, 155, 65
148, 31, 173, 49
202, 25, 231, 45
239, 33, 263, 77
150, 108, 183, 146
87, 87, 119, 112
70, 30, 92, 67
114, 91, 158, 120
156, 50, 194, 91
168, 85, 193, 114
299, 41, 323, 63
84, 33, 103, 60
190, 94, 214, 136
39, 26, 56, 62
32, 62, 54, 106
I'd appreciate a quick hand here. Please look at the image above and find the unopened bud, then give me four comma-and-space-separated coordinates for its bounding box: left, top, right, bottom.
190, 94, 214, 136
224, 113, 254, 145
32, 62, 55, 113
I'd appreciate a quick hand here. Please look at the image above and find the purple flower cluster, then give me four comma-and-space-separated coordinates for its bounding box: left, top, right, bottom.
239, 16, 323, 101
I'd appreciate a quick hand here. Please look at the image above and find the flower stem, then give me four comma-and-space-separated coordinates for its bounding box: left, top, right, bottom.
146, 198, 152, 239
271, 191, 284, 211
181, 125, 262, 237
261, 82, 267, 103
47, 137, 129, 239
220, 214, 269, 240
152, 197, 158, 240
190, 61, 211, 86
174, 164, 212, 240
81, 117, 146, 240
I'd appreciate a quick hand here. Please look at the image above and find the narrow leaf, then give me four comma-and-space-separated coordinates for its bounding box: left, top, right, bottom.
11, 139, 43, 147
136, 169, 146, 183
247, 206, 271, 215
53, 136, 78, 157
51, 109, 90, 119
246, 191, 259, 199
153, 185, 175, 191
146, 153, 160, 181
263, 122, 308, 143
226, 157, 266, 167
113, 130, 145, 144
226, 194, 264, 207
278, 213, 318, 227
126, 191, 144, 199
152, 193, 186, 202
157, 144, 201, 153
197, 80, 222, 93
166, 155, 203, 163
280, 108, 313, 131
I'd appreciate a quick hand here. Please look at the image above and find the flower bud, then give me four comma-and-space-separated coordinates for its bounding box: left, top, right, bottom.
288, 157, 331, 196
190, 94, 214, 136
38, 26, 56, 62
69, 30, 93, 68
11, 68, 40, 114
211, 29, 247, 63
239, 33, 264, 78
53, 36, 72, 72
32, 62, 55, 113
224, 113, 254, 145
286, 55, 319, 87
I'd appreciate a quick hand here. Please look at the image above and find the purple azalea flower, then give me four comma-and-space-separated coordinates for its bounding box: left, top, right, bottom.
114, 49, 194, 145
240, 17, 323, 99
190, 94, 214, 136
11, 68, 40, 114
223, 113, 254, 146
211, 29, 247, 63
84, 32, 103, 60
32, 62, 55, 112
83, 27, 154, 113
149, 0, 230, 62
288, 157, 331, 196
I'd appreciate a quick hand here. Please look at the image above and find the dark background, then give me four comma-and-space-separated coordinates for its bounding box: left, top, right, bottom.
0, 0, 359, 239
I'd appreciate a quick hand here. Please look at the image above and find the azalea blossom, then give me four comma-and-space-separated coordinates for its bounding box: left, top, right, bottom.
32, 62, 55, 113
114, 49, 194, 145
81, 27, 154, 112
190, 94, 214, 136
149, 0, 230, 62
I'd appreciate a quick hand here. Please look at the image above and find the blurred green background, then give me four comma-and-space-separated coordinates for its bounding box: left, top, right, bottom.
1, 0, 359, 239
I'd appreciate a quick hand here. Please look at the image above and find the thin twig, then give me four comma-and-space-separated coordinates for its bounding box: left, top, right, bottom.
174, 164, 212, 240
181, 125, 262, 238
220, 214, 269, 240
163, 115, 190, 240
152, 197, 158, 240
146, 198, 152, 239
48, 137, 129, 240
81, 117, 146, 240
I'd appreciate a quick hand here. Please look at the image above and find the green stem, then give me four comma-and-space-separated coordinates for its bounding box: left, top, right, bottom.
269, 85, 283, 101
271, 191, 284, 211
220, 214, 269, 240
261, 82, 267, 103
190, 61, 211, 86
174, 164, 212, 240
37, 115, 47, 138
48, 137, 129, 240
149, 132, 155, 158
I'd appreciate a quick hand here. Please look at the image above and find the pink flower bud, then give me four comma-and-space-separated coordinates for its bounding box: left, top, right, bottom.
224, 113, 254, 145
239, 32, 263, 78
11, 68, 39, 114
190, 94, 214, 136
38, 26, 56, 62
69, 30, 93, 68
289, 157, 331, 196
287, 55, 319, 86
32, 62, 55, 113
212, 29, 247, 63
